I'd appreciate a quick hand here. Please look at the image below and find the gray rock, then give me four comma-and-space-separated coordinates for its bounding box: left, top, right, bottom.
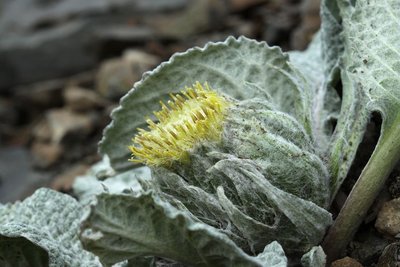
228, 0, 268, 12
31, 142, 63, 168
44, 108, 95, 144
377, 242, 400, 267
0, 20, 97, 91
32, 119, 52, 143
349, 228, 389, 266
64, 86, 107, 112
14, 79, 65, 108
0, 97, 17, 126
290, 0, 321, 50
0, 0, 189, 92
0, 0, 189, 35
96, 50, 159, 100
0, 147, 52, 203
50, 163, 90, 192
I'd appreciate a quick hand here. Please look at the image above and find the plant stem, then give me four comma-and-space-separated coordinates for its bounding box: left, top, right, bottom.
322, 114, 400, 262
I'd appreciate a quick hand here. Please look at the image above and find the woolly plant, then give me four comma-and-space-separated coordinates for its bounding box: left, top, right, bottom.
1, 0, 399, 266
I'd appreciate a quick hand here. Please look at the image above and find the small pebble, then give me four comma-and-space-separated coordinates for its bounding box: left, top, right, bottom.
331, 256, 363, 267
375, 198, 400, 237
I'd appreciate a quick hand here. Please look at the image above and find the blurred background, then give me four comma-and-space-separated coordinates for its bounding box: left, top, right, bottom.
0, 0, 320, 203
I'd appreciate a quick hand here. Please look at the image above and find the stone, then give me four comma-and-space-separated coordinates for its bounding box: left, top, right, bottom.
95, 58, 137, 100
31, 142, 63, 168
45, 108, 94, 144
229, 0, 267, 12
389, 174, 400, 199
0, 20, 97, 92
147, 0, 217, 39
377, 243, 400, 267
261, 0, 301, 50
0, 97, 18, 126
14, 79, 64, 108
96, 50, 159, 100
0, 147, 52, 203
331, 257, 363, 267
13, 71, 96, 111
64, 71, 96, 88
95, 25, 154, 43
0, 0, 188, 92
375, 198, 400, 237
31, 108, 100, 166
290, 0, 321, 50
123, 49, 160, 67
224, 16, 257, 37
349, 228, 389, 266
32, 119, 52, 142
50, 164, 90, 192
63, 86, 107, 112
0, 97, 18, 144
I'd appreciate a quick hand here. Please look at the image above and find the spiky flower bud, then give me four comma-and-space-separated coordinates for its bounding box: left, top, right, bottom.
129, 82, 230, 166
130, 82, 330, 255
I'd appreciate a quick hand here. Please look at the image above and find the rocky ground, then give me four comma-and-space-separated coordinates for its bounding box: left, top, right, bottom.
0, 0, 399, 266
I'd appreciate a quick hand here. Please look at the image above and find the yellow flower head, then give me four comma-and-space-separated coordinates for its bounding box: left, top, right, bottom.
129, 82, 230, 167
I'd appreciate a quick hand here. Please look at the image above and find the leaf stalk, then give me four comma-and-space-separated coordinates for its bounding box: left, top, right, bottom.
322, 113, 400, 262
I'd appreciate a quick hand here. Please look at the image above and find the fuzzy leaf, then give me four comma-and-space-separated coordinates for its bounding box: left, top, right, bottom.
100, 36, 313, 171
0, 188, 100, 267
289, 35, 341, 152
211, 159, 332, 251
326, 0, 400, 195
80, 191, 287, 267
73, 157, 151, 204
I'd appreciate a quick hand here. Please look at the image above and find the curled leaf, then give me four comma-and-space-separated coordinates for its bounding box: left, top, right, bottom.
80, 190, 287, 267
0, 189, 100, 267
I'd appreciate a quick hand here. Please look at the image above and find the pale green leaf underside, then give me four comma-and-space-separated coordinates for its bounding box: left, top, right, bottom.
0, 189, 100, 267
73, 157, 151, 204
327, 0, 400, 195
80, 191, 287, 267
100, 36, 312, 171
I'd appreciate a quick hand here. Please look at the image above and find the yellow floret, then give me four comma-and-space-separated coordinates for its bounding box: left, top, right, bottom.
129, 82, 230, 167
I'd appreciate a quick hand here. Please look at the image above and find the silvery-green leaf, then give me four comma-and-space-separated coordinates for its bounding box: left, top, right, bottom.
288, 0, 400, 199
320, 0, 343, 78
326, 0, 400, 196
0, 188, 100, 267
220, 99, 330, 207
80, 191, 287, 267
151, 168, 246, 248
286, 0, 343, 155
73, 158, 151, 204
287, 0, 350, 197
100, 36, 313, 171
301, 246, 326, 267
210, 158, 332, 253
289, 34, 341, 152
